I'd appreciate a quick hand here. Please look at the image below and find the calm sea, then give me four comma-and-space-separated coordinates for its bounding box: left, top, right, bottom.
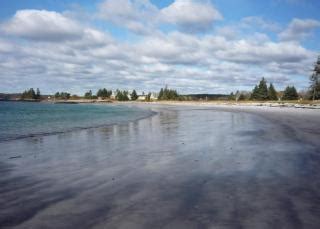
0, 101, 153, 141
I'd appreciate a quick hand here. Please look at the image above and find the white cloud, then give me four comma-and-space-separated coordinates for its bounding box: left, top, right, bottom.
241, 16, 281, 32
279, 18, 320, 41
0, 4, 317, 94
98, 0, 223, 34
215, 39, 312, 64
160, 0, 222, 32
1, 10, 83, 41
97, 0, 158, 34
2, 26, 314, 94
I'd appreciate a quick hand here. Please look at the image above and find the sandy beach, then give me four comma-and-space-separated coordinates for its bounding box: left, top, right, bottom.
1, 104, 320, 229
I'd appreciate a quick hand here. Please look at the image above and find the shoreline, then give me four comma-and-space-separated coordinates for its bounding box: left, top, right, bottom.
1, 100, 319, 144
2, 99, 320, 110
52, 99, 320, 110
115, 100, 320, 110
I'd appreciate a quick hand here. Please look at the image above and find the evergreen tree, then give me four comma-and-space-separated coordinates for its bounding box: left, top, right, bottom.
97, 89, 102, 97
115, 90, 129, 101
97, 88, 112, 99
158, 86, 179, 100
36, 88, 41, 100
257, 77, 269, 100
158, 88, 164, 100
268, 83, 278, 100
250, 85, 259, 100
123, 90, 129, 101
21, 88, 37, 100
250, 78, 269, 100
282, 86, 299, 100
55, 92, 70, 100
310, 55, 320, 100
130, 90, 138, 101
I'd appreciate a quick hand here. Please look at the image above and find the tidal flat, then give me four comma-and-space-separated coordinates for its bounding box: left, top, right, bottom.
1, 104, 320, 229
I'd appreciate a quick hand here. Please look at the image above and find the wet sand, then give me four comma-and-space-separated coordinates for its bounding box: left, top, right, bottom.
1, 104, 320, 229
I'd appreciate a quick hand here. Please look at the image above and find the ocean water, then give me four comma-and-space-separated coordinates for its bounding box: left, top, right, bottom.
0, 101, 154, 141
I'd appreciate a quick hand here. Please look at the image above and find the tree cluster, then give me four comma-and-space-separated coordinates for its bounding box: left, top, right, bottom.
21, 88, 41, 100
158, 87, 179, 100
282, 86, 299, 100
54, 92, 70, 100
115, 90, 129, 101
250, 78, 278, 101
84, 90, 97, 99
96, 88, 112, 99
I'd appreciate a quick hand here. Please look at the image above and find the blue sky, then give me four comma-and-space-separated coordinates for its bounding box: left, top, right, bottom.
0, 0, 319, 94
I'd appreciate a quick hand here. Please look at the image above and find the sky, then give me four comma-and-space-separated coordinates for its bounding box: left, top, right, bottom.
0, 0, 319, 95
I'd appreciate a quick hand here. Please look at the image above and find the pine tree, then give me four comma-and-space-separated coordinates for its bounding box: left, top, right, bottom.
158, 88, 164, 100
282, 86, 299, 100
36, 88, 41, 100
257, 77, 269, 100
250, 85, 259, 100
250, 78, 269, 100
268, 83, 278, 100
115, 90, 129, 101
157, 87, 179, 100
130, 90, 138, 101
97, 88, 112, 99
20, 88, 39, 100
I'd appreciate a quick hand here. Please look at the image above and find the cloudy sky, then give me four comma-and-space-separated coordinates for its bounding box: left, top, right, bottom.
0, 0, 319, 94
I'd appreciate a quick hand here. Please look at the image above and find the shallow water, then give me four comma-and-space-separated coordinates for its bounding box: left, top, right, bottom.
0, 102, 154, 141
1, 105, 320, 229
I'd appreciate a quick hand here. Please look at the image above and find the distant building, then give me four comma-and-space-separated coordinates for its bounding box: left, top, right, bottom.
110, 91, 116, 100
137, 92, 158, 101
150, 93, 158, 100
137, 95, 146, 101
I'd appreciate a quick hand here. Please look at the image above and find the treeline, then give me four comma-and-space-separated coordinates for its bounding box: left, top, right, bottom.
97, 88, 112, 99
115, 90, 129, 101
230, 55, 320, 101
158, 87, 180, 100
229, 78, 299, 101
250, 77, 299, 101
55, 92, 71, 100
81, 89, 138, 101
21, 88, 41, 100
